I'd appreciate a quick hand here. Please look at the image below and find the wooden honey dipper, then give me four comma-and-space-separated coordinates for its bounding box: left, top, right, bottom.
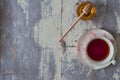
59, 3, 93, 42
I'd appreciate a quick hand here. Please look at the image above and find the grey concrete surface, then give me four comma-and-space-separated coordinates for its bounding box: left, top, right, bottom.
0, 0, 120, 80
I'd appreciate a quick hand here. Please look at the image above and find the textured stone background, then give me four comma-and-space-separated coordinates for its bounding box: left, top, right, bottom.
0, 0, 120, 80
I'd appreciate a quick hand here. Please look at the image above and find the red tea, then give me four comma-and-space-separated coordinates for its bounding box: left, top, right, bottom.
87, 39, 110, 61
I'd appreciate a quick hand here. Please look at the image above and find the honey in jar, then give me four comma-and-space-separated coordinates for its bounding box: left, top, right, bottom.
76, 1, 96, 20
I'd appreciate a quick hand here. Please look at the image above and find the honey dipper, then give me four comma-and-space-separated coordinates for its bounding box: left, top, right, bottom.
59, 3, 92, 42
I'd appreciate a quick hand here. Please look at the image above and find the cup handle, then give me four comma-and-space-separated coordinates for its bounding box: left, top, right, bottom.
111, 59, 116, 65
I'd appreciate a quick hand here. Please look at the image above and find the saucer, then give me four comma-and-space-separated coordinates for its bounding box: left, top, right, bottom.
77, 29, 117, 69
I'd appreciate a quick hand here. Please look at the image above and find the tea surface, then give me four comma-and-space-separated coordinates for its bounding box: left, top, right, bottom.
87, 39, 110, 61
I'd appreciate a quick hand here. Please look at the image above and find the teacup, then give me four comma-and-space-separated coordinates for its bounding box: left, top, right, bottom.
86, 37, 114, 65
77, 29, 117, 69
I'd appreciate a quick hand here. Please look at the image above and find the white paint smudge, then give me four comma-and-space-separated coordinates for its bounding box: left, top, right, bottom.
113, 73, 120, 80
34, 16, 62, 80
17, 0, 29, 26
34, 0, 62, 80
38, 49, 52, 80
17, 0, 28, 13
34, 16, 60, 48
12, 75, 15, 80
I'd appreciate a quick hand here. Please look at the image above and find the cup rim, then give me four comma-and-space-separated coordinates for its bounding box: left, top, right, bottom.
86, 37, 114, 65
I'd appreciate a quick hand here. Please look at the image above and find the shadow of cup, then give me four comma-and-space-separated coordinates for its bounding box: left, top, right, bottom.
115, 37, 120, 61
0, 0, 6, 69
